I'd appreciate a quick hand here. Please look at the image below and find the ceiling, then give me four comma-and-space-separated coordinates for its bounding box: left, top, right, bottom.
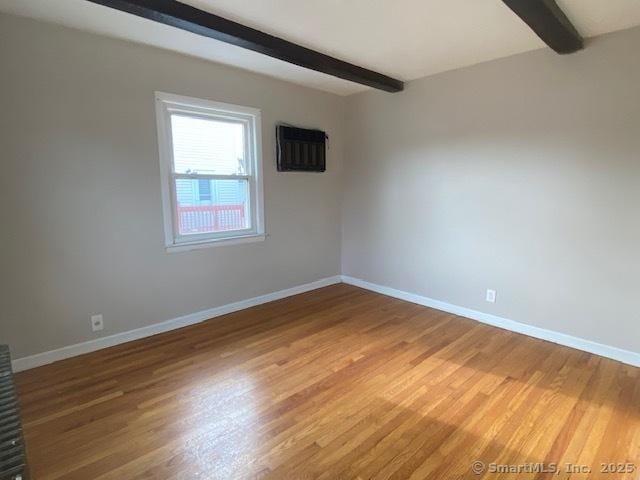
1, 0, 640, 95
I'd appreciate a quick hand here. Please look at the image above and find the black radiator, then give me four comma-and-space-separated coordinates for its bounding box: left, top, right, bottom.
0, 346, 27, 480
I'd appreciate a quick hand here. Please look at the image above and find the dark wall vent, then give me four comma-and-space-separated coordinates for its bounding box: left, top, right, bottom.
276, 125, 326, 172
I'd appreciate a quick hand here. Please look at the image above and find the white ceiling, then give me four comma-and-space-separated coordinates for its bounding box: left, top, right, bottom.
2, 0, 640, 95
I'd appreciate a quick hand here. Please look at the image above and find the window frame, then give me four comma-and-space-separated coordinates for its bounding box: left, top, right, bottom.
155, 92, 265, 252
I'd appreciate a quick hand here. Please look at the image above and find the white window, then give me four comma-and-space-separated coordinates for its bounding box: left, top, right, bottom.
155, 92, 264, 251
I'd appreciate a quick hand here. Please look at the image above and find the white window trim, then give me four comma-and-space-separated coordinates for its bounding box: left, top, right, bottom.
154, 92, 265, 252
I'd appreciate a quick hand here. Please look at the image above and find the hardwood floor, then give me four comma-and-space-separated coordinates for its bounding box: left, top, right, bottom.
15, 284, 640, 479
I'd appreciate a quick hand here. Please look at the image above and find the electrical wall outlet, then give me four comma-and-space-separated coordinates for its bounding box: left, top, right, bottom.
91, 314, 104, 332
485, 289, 497, 303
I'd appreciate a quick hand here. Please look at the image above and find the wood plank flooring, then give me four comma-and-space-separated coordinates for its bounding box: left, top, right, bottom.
15, 284, 640, 479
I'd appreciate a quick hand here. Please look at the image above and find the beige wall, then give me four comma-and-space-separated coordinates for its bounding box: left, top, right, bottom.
2, 13, 639, 361
343, 26, 640, 354
0, 14, 344, 358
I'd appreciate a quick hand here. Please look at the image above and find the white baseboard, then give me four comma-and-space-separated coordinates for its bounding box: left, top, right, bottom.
12, 275, 342, 372
14, 274, 639, 372
341, 275, 640, 368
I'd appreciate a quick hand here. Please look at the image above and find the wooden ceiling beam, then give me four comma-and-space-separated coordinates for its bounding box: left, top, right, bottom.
502, 0, 583, 54
86, 0, 404, 92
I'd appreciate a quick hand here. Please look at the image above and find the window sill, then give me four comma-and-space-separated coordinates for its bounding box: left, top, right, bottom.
165, 233, 266, 253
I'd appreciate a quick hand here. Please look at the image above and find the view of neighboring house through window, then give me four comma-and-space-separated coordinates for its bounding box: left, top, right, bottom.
155, 92, 264, 249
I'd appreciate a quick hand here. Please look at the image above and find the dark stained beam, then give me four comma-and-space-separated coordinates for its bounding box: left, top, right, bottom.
86, 0, 404, 92
502, 0, 583, 54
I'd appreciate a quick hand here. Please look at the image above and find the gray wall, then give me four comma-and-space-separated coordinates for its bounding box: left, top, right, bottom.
0, 14, 344, 358
343, 26, 640, 354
